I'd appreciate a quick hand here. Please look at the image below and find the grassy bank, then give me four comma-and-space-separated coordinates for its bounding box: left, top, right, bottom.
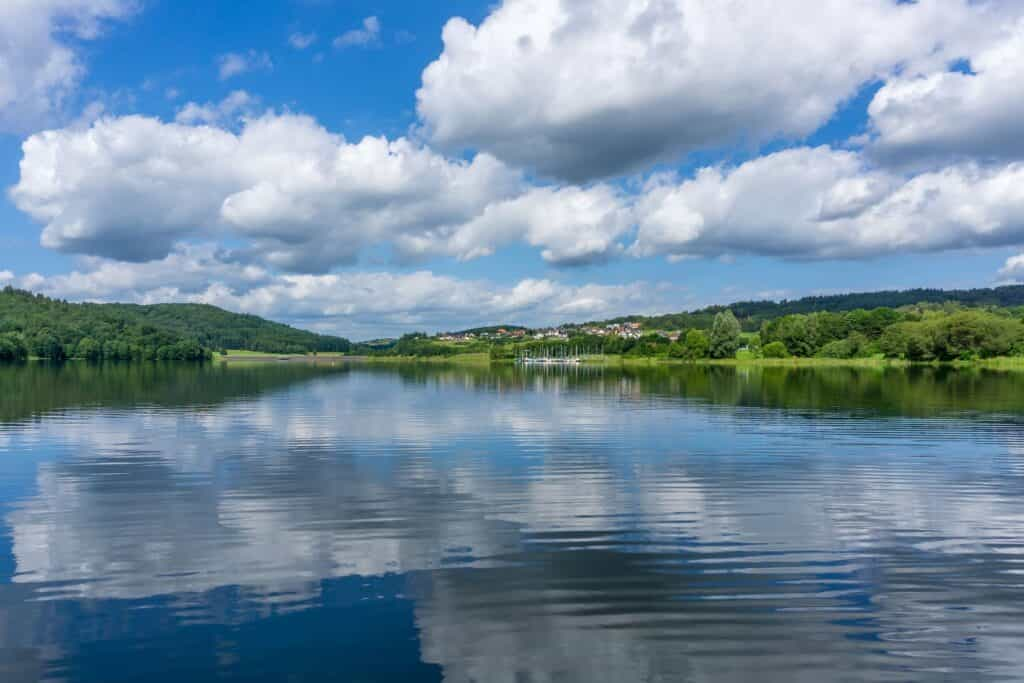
358, 352, 491, 365
586, 355, 910, 368
218, 350, 349, 364
219, 350, 492, 366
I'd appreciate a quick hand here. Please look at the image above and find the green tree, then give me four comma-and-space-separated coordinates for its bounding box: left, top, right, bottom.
775, 315, 814, 357
709, 310, 741, 359
75, 337, 102, 361
683, 329, 710, 360
0, 333, 27, 361
31, 330, 66, 360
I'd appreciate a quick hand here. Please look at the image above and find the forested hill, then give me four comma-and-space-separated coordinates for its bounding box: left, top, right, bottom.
593, 285, 1024, 332
100, 302, 350, 353
0, 287, 350, 360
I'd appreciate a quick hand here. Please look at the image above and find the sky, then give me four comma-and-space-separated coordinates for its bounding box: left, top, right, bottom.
2, 0, 1024, 340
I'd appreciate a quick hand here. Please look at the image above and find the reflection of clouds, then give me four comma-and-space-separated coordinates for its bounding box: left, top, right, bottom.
8, 370, 1024, 596
4, 367, 1024, 679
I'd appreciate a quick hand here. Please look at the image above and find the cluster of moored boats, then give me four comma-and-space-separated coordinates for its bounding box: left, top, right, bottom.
516, 348, 586, 365
517, 355, 581, 365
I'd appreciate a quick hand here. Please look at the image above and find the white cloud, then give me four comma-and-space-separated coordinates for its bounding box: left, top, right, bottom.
334, 16, 381, 48
868, 17, 1024, 167
11, 112, 642, 271
417, 0, 1011, 182
175, 90, 256, 126
12, 243, 270, 303
998, 253, 1024, 282
217, 50, 273, 80
0, 0, 135, 132
16, 113, 1024, 276
632, 146, 1024, 261
288, 31, 317, 50
442, 185, 632, 265
10, 112, 523, 269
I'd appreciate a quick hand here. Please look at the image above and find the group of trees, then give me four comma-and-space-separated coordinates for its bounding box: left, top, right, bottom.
487, 304, 1024, 364
0, 287, 351, 362
590, 284, 1024, 333
879, 311, 1024, 361
665, 311, 742, 360
754, 306, 1024, 361
758, 308, 902, 359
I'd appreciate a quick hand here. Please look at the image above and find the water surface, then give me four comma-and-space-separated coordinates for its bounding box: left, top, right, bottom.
1, 362, 1023, 681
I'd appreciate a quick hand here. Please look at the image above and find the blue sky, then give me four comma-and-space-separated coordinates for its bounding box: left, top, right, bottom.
2, 0, 1024, 339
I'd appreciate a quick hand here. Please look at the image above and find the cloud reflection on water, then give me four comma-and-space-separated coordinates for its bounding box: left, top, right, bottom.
2, 364, 1024, 680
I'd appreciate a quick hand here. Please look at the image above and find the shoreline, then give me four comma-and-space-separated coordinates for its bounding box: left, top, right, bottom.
213, 352, 1024, 370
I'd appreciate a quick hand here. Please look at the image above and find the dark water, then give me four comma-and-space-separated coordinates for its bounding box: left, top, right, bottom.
2, 362, 1024, 682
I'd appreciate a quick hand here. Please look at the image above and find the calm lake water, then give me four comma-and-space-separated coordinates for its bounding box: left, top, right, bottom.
1, 361, 1024, 682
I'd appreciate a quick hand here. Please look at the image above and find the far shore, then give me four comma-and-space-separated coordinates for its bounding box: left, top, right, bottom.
216, 351, 1024, 370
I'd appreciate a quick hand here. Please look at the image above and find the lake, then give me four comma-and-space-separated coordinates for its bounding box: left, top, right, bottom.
1, 361, 1023, 682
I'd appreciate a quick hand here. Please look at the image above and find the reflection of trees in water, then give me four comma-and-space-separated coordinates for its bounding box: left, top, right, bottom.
378, 362, 1024, 417
0, 362, 352, 424
4, 362, 1024, 425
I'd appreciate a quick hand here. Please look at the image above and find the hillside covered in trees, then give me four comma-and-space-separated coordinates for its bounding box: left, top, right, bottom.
589, 285, 1024, 333
0, 288, 351, 361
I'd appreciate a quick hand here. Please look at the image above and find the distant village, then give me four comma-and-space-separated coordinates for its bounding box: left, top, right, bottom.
435, 321, 682, 343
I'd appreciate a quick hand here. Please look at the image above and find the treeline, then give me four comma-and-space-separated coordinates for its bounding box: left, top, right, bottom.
0, 287, 350, 361
757, 306, 1024, 361
590, 284, 1024, 333
487, 304, 1024, 362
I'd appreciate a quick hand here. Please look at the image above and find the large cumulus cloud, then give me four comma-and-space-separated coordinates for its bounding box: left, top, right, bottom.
10, 112, 637, 269
416, 0, 1005, 182
631, 147, 1024, 261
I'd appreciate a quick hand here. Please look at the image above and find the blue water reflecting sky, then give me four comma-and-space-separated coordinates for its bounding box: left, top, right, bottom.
1, 364, 1024, 681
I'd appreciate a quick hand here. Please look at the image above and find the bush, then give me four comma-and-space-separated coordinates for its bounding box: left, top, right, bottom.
762, 341, 789, 358
816, 332, 869, 359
